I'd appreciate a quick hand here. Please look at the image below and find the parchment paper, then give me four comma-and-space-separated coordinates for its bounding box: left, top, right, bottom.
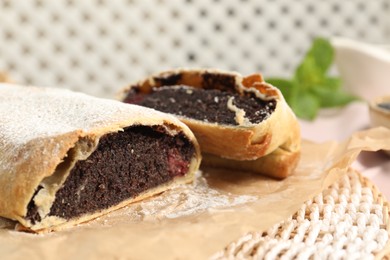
1, 127, 390, 260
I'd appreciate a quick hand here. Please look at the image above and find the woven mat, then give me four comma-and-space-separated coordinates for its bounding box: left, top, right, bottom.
212, 169, 390, 259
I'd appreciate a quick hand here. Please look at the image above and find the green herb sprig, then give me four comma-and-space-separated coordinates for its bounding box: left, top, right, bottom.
266, 37, 359, 121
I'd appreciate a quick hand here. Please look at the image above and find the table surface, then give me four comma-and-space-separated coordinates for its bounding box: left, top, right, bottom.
300, 101, 390, 200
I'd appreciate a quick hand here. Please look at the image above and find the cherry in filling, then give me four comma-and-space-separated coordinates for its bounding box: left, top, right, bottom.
26, 125, 195, 223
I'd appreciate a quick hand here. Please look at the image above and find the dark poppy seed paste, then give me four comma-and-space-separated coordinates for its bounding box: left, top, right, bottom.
26, 125, 195, 223
124, 86, 276, 125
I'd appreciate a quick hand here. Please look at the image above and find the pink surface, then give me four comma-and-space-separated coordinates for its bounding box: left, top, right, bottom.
299, 102, 390, 199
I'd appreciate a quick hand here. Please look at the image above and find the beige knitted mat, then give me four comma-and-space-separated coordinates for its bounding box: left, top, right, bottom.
212, 169, 390, 259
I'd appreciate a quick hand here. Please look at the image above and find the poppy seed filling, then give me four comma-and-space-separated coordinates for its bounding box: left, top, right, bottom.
26, 125, 195, 223
124, 86, 277, 125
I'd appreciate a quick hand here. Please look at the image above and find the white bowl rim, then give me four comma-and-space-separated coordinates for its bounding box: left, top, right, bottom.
331, 37, 390, 63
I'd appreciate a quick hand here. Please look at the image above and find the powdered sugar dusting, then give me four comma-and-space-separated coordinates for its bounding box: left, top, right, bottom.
0, 84, 192, 218
0, 84, 184, 170
92, 171, 258, 226
0, 84, 179, 143
136, 172, 257, 220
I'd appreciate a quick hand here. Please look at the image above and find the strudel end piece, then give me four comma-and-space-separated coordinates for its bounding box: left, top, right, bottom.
120, 68, 300, 178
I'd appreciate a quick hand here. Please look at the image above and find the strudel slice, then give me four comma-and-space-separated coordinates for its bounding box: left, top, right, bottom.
0, 84, 201, 232
121, 68, 300, 178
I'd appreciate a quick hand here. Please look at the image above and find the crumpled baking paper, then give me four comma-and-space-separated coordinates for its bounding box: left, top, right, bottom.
1, 127, 390, 259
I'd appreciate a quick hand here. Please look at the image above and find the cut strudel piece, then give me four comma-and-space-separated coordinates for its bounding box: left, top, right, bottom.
121, 68, 300, 178
0, 84, 201, 232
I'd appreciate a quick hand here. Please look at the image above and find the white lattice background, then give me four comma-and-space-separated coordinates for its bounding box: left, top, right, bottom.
0, 0, 389, 97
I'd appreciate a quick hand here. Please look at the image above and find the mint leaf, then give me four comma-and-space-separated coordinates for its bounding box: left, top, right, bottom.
291, 91, 320, 120
322, 77, 341, 90
266, 78, 293, 100
295, 57, 324, 88
308, 37, 334, 74
295, 37, 334, 88
265, 37, 360, 121
311, 87, 360, 108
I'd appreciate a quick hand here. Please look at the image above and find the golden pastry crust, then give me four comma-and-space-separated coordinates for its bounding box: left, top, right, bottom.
0, 72, 10, 83
120, 68, 300, 178
0, 84, 201, 232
